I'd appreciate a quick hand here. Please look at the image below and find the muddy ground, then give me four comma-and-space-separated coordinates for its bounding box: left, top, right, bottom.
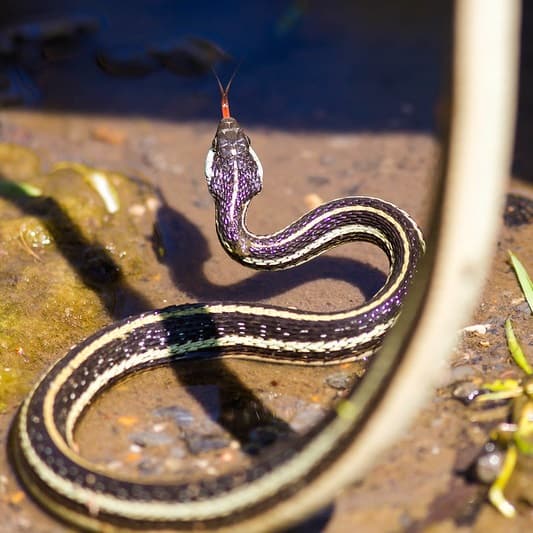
0, 2, 533, 532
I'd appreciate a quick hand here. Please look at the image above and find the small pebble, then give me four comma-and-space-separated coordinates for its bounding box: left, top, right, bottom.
137, 457, 162, 476
106, 460, 124, 471
220, 450, 236, 462
129, 431, 173, 447
452, 381, 482, 404
128, 204, 146, 217
514, 301, 531, 315
462, 323, 491, 335
195, 459, 209, 469
304, 193, 323, 210
153, 405, 195, 427
185, 434, 231, 455
146, 196, 161, 212
90, 125, 126, 145
476, 442, 504, 483
290, 404, 326, 432
325, 372, 352, 390
7, 490, 25, 505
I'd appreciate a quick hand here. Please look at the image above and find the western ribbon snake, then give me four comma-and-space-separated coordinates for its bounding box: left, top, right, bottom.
10, 2, 520, 531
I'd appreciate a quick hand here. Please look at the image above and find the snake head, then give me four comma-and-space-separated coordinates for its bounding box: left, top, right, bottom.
205, 117, 263, 206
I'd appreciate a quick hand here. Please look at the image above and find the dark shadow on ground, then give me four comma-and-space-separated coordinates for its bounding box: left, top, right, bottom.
155, 203, 387, 302
0, 177, 152, 316
0, 177, 296, 456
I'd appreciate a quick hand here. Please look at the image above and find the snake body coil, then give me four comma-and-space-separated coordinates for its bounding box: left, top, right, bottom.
11, 113, 424, 531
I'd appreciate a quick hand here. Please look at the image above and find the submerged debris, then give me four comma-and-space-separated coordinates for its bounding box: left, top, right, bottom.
149, 37, 231, 77
96, 44, 160, 77
52, 162, 121, 214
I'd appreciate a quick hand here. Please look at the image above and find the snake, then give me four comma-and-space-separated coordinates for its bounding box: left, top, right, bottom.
10, 80, 424, 531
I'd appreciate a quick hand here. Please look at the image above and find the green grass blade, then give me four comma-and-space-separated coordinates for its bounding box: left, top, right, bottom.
488, 445, 517, 518
0, 180, 42, 197
508, 251, 533, 314
480, 378, 522, 393
505, 318, 532, 375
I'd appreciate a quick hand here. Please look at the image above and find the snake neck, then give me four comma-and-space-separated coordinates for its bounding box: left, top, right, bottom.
214, 196, 424, 275
214, 200, 253, 261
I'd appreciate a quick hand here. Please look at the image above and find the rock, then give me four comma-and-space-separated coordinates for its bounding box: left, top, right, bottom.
325, 372, 353, 390
185, 434, 232, 455
129, 431, 174, 447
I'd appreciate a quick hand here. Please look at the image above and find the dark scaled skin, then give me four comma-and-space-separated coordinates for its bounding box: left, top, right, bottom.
204, 110, 425, 355
206, 116, 262, 257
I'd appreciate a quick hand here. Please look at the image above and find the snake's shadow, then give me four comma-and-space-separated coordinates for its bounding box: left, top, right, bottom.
153, 203, 387, 450
155, 203, 387, 302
